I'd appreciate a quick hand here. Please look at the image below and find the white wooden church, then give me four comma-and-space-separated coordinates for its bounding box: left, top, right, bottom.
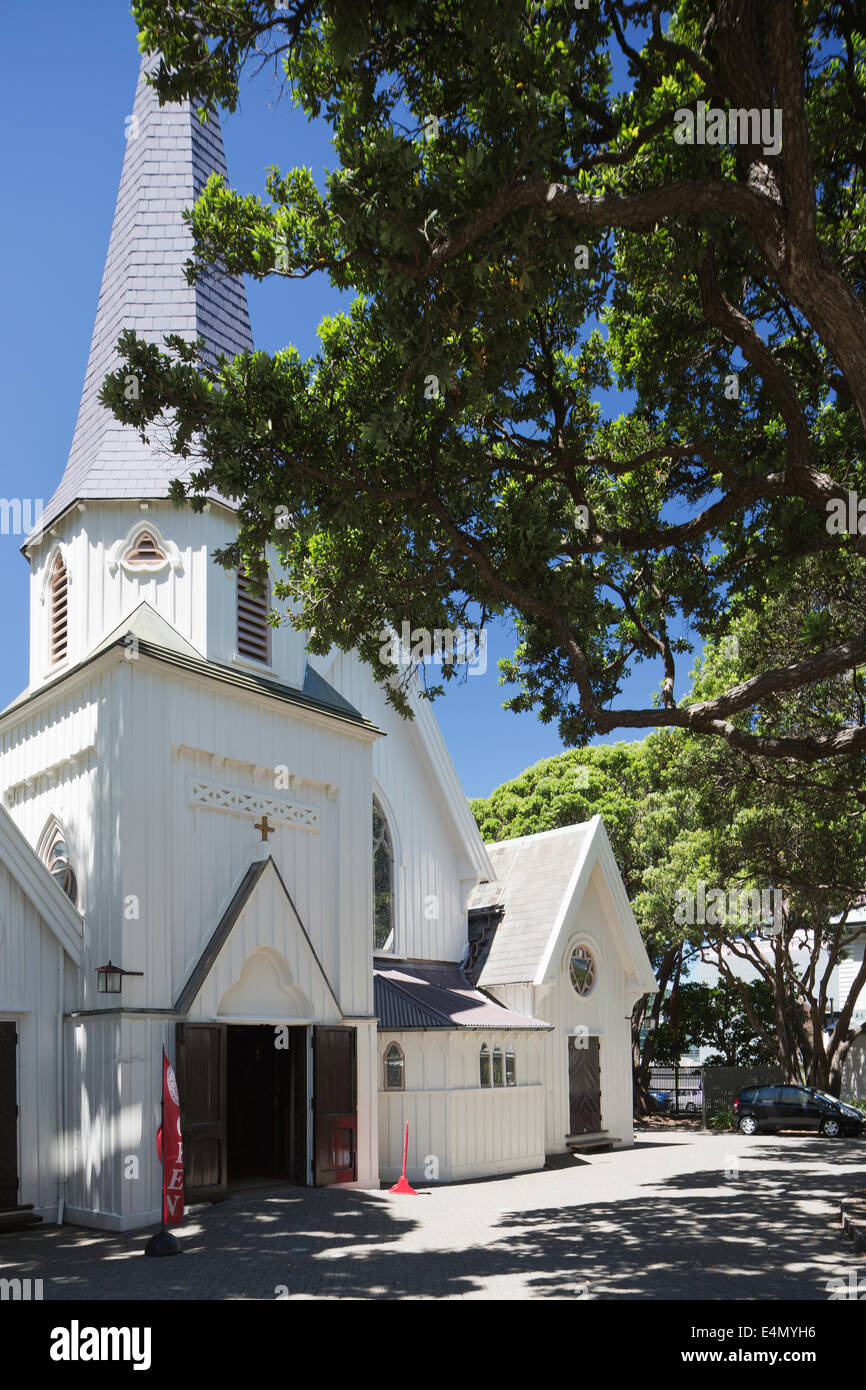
0, 51, 657, 1231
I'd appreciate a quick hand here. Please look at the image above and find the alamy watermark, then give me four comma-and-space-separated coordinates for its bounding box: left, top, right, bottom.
379, 621, 488, 676
673, 881, 781, 932
0, 497, 44, 540
0, 1277, 43, 1300
674, 101, 782, 157
826, 492, 866, 535
826, 1270, 866, 1300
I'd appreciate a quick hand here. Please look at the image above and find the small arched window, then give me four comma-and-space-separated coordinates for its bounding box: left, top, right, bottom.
569, 944, 597, 997
237, 568, 271, 664
505, 1045, 516, 1087
45, 829, 77, 905
383, 1042, 404, 1091
49, 553, 68, 664
124, 529, 166, 570
479, 1043, 491, 1087
492, 1045, 504, 1087
373, 796, 394, 950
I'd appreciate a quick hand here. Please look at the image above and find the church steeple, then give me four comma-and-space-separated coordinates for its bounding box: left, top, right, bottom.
37, 51, 253, 539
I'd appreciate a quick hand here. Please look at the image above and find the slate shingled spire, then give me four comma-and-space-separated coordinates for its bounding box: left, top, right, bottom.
37, 52, 253, 538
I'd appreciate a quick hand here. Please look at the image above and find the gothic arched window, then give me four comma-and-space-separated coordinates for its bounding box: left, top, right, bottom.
373, 796, 394, 950
506, 1044, 516, 1087
383, 1042, 404, 1091
569, 944, 597, 997
492, 1045, 504, 1087
479, 1044, 491, 1087
49, 553, 68, 664
44, 828, 77, 905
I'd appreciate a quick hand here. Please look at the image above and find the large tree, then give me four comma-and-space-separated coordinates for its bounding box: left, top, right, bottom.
469, 738, 701, 1106
654, 577, 866, 1091
108, 0, 866, 763
652, 979, 778, 1068
470, 582, 866, 1095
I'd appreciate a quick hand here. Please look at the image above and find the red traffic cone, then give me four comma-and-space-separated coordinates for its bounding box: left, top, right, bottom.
390, 1121, 417, 1195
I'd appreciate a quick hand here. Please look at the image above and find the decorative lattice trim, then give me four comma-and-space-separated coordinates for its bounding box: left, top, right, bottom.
187, 777, 319, 831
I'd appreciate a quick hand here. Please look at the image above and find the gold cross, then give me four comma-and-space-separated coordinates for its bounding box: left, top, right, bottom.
255, 814, 274, 842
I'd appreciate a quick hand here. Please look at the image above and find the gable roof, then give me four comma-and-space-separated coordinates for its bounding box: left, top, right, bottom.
0, 803, 83, 965
32, 51, 253, 543
374, 960, 550, 1030
468, 816, 657, 995
468, 823, 592, 984
93, 600, 204, 661
175, 853, 341, 1017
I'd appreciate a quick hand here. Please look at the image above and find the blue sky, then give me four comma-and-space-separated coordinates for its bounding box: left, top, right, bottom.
1, 2, 682, 798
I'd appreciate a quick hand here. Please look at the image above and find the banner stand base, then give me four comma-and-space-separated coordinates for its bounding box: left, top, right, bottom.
144, 1228, 183, 1258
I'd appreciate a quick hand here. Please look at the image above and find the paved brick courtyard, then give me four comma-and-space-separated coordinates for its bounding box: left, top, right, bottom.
1, 1133, 864, 1300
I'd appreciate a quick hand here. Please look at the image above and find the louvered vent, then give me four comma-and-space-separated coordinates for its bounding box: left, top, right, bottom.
237, 570, 270, 663
126, 529, 165, 567
49, 553, 68, 664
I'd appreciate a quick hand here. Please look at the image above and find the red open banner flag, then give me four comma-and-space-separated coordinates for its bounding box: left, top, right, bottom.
158, 1049, 184, 1226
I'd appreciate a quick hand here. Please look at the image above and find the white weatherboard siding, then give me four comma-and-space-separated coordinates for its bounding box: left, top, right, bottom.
118, 656, 377, 1022
62, 1014, 166, 1231
322, 648, 489, 964
0, 881, 72, 1218
473, 828, 657, 1154
378, 1030, 546, 1184
842, 1032, 866, 1102
26, 504, 307, 692
838, 940, 866, 1018
1, 631, 381, 1225
537, 863, 641, 1152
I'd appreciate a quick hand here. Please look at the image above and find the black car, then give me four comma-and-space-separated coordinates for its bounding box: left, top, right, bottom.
733, 1084, 865, 1137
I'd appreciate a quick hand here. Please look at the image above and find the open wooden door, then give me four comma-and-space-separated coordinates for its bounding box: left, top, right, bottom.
175, 1023, 227, 1202
0, 1023, 18, 1207
568, 1034, 602, 1136
313, 1026, 356, 1185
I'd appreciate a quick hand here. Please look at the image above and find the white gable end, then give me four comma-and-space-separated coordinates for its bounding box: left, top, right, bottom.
182, 856, 342, 1025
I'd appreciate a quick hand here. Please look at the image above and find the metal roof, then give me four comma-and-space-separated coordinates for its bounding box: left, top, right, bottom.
373, 960, 549, 1031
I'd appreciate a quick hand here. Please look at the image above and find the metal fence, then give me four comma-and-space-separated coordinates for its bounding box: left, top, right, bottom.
701, 1065, 783, 1125
648, 1063, 785, 1123
648, 1065, 703, 1114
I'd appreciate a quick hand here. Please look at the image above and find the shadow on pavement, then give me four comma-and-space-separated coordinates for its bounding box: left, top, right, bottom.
0, 1145, 862, 1301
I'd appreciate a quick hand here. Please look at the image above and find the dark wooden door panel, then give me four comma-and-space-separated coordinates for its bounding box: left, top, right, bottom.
176, 1023, 227, 1202
313, 1026, 356, 1186
0, 1023, 18, 1207
568, 1035, 602, 1135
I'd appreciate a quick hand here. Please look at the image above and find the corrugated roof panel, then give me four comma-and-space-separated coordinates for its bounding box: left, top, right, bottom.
374, 961, 548, 1031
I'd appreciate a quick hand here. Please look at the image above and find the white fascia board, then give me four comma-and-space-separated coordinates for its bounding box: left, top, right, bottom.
407, 684, 495, 883
533, 815, 658, 994
0, 803, 83, 963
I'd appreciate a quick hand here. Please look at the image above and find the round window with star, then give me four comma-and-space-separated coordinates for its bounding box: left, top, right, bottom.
569, 945, 596, 997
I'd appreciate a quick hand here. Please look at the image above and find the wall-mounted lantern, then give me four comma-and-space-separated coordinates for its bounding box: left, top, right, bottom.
96, 960, 143, 994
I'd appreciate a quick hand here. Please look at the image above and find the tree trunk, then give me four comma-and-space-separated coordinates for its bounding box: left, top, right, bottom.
633, 944, 680, 1114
